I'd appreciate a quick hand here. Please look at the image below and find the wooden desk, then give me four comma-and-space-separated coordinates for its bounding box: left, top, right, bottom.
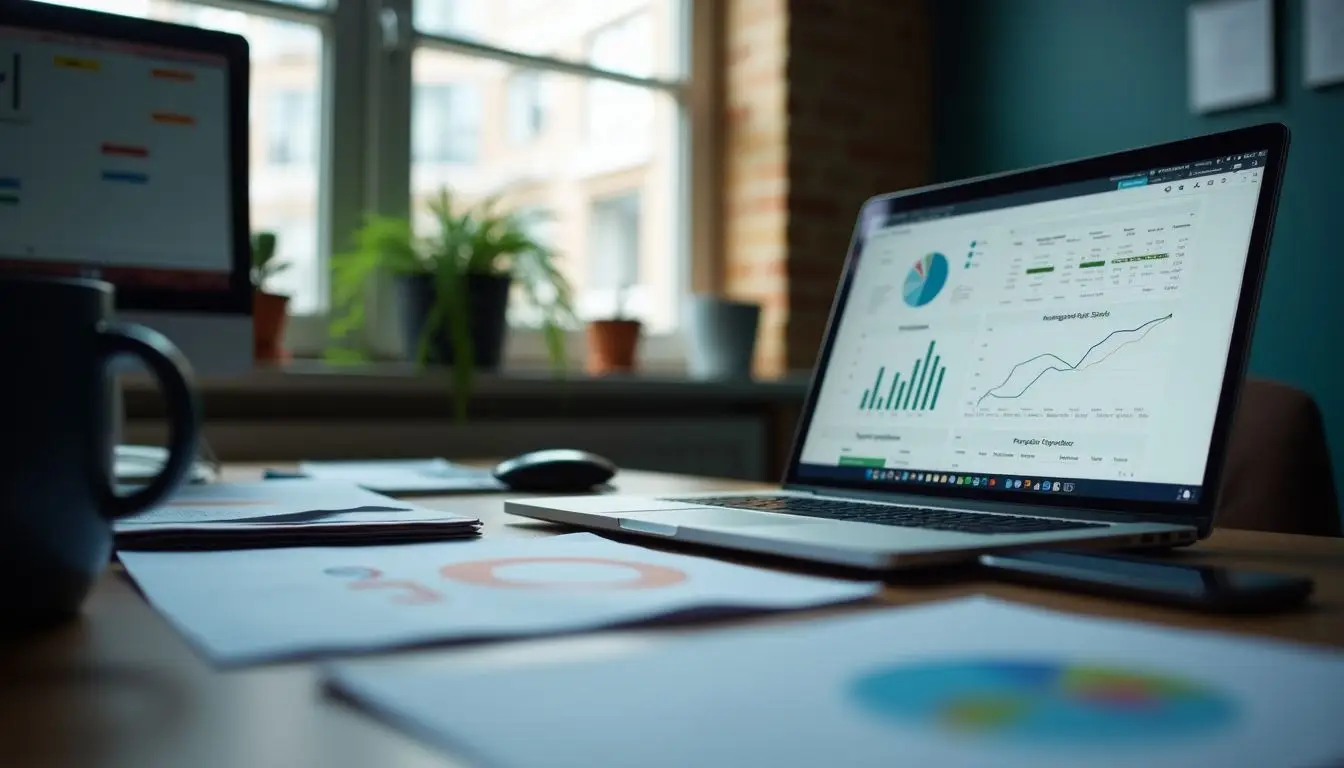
3, 467, 1342, 768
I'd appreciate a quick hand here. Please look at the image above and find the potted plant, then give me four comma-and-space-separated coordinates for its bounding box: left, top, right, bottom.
251, 231, 291, 363
329, 188, 575, 419
585, 280, 642, 376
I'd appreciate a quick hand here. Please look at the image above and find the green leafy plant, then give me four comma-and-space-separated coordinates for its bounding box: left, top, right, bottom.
328, 188, 576, 419
250, 231, 290, 292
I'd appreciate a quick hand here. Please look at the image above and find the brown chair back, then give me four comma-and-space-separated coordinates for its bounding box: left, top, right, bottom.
1216, 378, 1340, 536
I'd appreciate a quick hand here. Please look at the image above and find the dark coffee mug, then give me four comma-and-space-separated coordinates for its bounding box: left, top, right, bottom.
0, 275, 199, 629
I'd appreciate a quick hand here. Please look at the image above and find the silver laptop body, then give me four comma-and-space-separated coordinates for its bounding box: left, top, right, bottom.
509, 125, 1289, 570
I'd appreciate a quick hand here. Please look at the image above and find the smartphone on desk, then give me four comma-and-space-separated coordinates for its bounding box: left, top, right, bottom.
978, 550, 1314, 613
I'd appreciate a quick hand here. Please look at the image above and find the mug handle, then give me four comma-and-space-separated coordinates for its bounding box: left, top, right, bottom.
96, 322, 201, 519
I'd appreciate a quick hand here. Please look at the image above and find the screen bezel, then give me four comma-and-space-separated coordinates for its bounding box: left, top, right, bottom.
783, 123, 1290, 526
0, 1, 252, 315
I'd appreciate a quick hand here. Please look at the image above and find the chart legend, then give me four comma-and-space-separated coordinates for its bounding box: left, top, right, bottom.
101, 142, 149, 158
151, 111, 195, 126
859, 340, 948, 412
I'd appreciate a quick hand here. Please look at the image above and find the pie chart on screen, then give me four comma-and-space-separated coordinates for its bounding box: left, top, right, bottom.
903, 252, 949, 307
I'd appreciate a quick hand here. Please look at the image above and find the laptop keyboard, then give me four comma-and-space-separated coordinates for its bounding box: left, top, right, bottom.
662, 495, 1107, 535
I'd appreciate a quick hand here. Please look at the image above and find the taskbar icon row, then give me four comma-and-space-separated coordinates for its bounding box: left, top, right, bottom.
862, 467, 1075, 494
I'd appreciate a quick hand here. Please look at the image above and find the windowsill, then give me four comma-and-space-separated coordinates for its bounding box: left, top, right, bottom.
120, 362, 812, 432
126, 361, 812, 400
284, 315, 692, 372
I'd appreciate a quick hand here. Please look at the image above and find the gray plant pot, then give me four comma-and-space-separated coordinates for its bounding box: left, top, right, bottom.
683, 295, 761, 380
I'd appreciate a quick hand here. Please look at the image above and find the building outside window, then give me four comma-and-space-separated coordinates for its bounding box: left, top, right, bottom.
583, 191, 643, 318
267, 89, 316, 166
413, 83, 481, 164
506, 70, 547, 144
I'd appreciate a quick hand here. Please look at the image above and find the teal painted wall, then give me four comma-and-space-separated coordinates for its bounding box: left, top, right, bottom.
933, 0, 1344, 506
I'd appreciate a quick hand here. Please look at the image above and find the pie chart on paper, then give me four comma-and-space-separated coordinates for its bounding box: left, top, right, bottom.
850, 658, 1236, 745
903, 252, 949, 308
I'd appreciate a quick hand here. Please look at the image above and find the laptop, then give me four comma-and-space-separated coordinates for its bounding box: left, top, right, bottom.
509, 124, 1290, 570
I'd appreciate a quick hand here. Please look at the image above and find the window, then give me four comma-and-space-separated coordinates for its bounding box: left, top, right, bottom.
31, 0, 694, 357
413, 2, 686, 334
517, 205, 556, 248
414, 0, 485, 39
413, 84, 481, 164
586, 13, 655, 149
267, 90, 317, 166
583, 191, 644, 318
506, 71, 547, 144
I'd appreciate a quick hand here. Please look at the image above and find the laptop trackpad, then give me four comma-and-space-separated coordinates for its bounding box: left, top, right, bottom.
620, 508, 824, 533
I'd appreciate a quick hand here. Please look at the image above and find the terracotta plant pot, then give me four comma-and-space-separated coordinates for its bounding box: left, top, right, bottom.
253, 290, 290, 363
585, 319, 642, 375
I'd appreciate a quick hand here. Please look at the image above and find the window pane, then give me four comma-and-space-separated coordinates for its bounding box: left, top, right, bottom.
411, 48, 683, 332
413, 83, 481, 163
31, 0, 328, 314
413, 0, 685, 79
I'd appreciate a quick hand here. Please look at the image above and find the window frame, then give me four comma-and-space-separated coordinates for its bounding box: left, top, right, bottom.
25, 0, 716, 371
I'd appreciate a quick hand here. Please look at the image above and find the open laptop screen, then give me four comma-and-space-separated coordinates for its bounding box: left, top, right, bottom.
796, 149, 1271, 508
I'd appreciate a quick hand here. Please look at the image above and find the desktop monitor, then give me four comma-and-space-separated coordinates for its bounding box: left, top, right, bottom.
0, 2, 251, 374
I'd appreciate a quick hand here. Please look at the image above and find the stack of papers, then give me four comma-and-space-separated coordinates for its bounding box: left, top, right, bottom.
297, 458, 506, 495
327, 596, 1344, 768
117, 532, 881, 665
114, 479, 481, 550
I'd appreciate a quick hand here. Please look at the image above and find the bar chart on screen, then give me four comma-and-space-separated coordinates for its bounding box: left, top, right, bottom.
859, 339, 950, 413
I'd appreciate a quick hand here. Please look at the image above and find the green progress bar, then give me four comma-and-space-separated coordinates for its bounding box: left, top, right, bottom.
1112, 253, 1169, 264
1026, 266, 1055, 275
838, 456, 885, 468
1079, 260, 1106, 269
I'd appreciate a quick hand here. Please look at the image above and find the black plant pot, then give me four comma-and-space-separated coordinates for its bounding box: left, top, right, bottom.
395, 273, 511, 370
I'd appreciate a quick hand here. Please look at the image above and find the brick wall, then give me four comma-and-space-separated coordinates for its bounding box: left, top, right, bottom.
721, 0, 932, 376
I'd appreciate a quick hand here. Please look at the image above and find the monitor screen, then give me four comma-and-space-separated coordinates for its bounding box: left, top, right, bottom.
796, 151, 1269, 506
0, 22, 232, 292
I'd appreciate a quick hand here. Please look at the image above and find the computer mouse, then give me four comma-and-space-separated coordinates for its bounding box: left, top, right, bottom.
492, 449, 617, 493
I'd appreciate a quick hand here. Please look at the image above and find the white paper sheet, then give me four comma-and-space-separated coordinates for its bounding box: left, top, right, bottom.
1188, 0, 1275, 112
115, 480, 464, 528
328, 597, 1344, 768
298, 458, 506, 494
119, 533, 880, 665
114, 479, 480, 549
